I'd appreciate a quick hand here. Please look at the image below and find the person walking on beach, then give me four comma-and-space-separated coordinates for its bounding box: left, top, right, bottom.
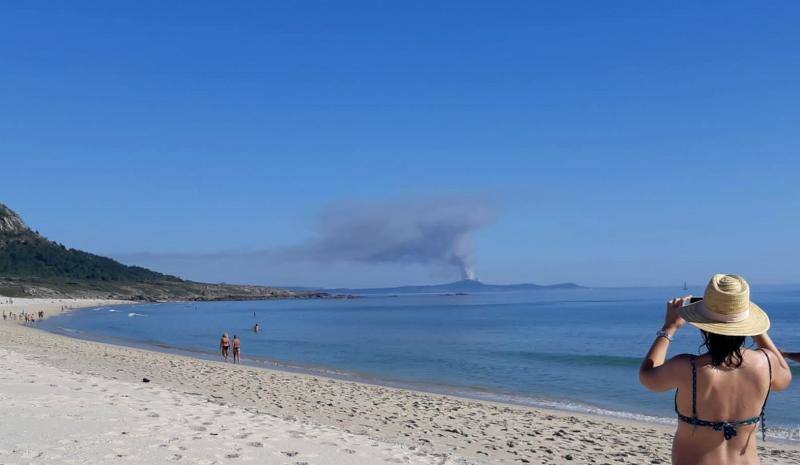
640, 274, 792, 465
220, 333, 231, 362
232, 335, 241, 364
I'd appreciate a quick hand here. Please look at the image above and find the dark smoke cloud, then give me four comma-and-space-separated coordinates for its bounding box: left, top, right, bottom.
114, 197, 499, 284
289, 197, 498, 279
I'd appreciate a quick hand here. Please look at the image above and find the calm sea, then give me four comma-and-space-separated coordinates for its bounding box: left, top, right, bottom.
41, 285, 800, 440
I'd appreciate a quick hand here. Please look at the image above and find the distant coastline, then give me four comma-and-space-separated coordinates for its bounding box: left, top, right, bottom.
326, 278, 585, 295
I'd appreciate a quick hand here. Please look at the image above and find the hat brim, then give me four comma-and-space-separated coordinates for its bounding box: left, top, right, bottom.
677, 300, 770, 336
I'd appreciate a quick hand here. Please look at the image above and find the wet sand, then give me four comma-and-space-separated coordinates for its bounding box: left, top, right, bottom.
1, 299, 798, 464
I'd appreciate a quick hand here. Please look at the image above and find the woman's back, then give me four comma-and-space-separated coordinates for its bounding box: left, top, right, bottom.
672, 349, 773, 465
639, 275, 792, 465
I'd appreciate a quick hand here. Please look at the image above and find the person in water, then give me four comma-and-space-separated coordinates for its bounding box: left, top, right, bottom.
253, 323, 260, 333
232, 335, 241, 364
220, 333, 230, 362
640, 274, 792, 465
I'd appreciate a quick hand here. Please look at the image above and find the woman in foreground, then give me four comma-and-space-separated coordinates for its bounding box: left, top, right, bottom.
639, 274, 792, 465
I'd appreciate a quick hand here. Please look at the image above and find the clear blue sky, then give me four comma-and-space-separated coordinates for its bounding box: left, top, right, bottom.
2, 2, 799, 287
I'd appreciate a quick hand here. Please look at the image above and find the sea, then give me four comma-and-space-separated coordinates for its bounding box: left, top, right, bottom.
40, 285, 800, 441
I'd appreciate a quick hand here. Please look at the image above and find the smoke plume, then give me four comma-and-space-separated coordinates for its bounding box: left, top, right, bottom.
292, 197, 497, 280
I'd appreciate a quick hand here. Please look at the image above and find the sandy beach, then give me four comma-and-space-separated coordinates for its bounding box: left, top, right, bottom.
0, 297, 134, 320
1, 299, 799, 465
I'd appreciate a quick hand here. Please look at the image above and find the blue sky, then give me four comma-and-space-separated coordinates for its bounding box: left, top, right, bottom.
2, 2, 799, 287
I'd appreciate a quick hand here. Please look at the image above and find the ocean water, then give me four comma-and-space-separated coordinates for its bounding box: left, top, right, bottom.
41, 285, 800, 439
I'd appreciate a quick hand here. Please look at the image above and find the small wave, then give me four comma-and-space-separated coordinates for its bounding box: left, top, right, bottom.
128, 312, 146, 317
493, 349, 640, 367
59, 327, 82, 334
108, 309, 118, 313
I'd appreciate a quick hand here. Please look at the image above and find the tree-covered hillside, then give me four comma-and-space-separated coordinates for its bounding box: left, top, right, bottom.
0, 203, 179, 282
0, 203, 331, 301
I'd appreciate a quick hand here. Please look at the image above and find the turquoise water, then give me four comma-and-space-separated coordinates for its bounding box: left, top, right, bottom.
41, 286, 800, 439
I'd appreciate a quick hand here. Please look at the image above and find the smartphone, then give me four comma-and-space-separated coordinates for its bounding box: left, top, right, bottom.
684, 297, 703, 305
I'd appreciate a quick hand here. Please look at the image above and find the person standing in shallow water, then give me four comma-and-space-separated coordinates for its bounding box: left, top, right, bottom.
639, 274, 792, 465
219, 333, 230, 362
232, 335, 241, 364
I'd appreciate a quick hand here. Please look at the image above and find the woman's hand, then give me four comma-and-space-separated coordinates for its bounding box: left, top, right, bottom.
663, 296, 690, 332
640, 295, 692, 392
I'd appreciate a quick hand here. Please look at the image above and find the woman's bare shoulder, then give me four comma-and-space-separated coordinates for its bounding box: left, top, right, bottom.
739, 348, 775, 373
668, 353, 695, 366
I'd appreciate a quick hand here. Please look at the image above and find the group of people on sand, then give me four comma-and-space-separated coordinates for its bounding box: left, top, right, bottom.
219, 333, 241, 363
640, 274, 799, 465
2, 310, 44, 325
217, 320, 265, 364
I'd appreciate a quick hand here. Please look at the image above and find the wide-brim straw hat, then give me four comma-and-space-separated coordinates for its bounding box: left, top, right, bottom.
677, 274, 770, 336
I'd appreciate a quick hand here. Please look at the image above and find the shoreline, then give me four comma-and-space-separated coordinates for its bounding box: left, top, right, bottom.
0, 341, 458, 465
3, 300, 799, 464
0, 296, 138, 320
35, 317, 691, 433
39, 302, 800, 444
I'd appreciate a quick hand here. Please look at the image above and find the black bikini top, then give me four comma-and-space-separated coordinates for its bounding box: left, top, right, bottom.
674, 349, 772, 441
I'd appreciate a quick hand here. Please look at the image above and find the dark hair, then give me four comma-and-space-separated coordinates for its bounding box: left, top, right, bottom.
701, 330, 745, 367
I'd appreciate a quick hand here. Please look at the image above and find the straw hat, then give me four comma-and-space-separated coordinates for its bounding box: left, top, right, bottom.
677, 274, 770, 336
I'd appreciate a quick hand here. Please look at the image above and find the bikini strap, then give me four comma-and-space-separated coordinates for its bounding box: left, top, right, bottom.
690, 355, 698, 420
758, 348, 773, 441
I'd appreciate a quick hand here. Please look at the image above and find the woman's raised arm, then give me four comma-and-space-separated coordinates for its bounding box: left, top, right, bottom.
639, 297, 691, 392
753, 333, 792, 391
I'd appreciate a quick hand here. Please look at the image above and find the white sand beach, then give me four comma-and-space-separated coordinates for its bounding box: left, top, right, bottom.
0, 347, 460, 465
1, 298, 799, 465
0, 297, 133, 320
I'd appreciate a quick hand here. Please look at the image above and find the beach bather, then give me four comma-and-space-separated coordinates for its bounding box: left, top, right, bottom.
232, 335, 241, 364
639, 274, 792, 465
220, 333, 230, 362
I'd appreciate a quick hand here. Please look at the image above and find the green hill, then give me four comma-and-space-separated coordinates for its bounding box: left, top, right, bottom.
0, 203, 180, 282
0, 203, 329, 301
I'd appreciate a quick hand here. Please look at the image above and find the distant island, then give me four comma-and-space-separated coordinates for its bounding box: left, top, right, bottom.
326, 278, 584, 295
0, 203, 330, 301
